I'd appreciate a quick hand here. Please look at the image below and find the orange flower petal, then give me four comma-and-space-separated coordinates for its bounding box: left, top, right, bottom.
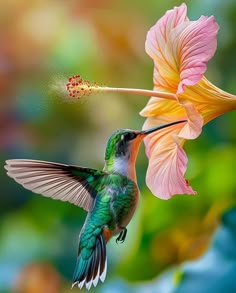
178, 103, 203, 139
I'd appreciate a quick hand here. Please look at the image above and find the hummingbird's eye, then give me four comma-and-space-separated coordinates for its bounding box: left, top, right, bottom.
125, 132, 137, 141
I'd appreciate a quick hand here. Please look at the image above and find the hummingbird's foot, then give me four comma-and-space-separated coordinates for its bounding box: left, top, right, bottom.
116, 228, 127, 244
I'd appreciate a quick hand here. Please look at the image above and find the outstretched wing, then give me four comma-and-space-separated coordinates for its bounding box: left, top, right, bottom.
5, 159, 105, 211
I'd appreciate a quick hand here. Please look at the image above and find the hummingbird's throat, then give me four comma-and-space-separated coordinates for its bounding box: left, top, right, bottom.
112, 156, 137, 181
104, 139, 142, 182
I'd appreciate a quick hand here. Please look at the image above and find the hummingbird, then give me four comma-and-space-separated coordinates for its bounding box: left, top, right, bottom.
5, 120, 186, 290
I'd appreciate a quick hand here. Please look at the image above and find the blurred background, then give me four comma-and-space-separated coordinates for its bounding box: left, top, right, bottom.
1, 0, 236, 292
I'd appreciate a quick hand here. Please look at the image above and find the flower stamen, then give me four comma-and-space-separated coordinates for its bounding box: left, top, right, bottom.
66, 75, 177, 101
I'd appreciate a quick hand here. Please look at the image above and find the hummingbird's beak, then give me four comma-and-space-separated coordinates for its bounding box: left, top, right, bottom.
141, 120, 187, 135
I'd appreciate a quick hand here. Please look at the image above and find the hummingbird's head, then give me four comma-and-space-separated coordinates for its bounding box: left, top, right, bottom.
104, 120, 187, 175
105, 129, 141, 162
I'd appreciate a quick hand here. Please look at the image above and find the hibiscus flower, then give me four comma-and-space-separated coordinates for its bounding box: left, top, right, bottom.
140, 3, 236, 199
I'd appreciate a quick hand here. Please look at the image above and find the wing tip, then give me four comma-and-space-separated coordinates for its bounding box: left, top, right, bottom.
4, 159, 21, 177
4, 161, 13, 177
4, 159, 11, 170
4, 159, 29, 171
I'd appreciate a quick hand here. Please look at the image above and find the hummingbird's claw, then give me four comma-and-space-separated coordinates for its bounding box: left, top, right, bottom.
116, 227, 127, 244
116, 237, 124, 244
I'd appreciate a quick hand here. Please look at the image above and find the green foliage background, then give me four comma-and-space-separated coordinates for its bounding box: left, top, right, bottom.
1, 0, 236, 292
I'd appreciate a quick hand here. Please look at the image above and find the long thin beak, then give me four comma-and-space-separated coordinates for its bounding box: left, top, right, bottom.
141, 120, 187, 135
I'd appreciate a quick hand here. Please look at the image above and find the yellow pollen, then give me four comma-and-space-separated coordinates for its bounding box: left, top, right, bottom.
66, 75, 99, 99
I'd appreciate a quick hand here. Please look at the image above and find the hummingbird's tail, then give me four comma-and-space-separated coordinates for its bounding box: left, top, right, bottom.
72, 231, 107, 290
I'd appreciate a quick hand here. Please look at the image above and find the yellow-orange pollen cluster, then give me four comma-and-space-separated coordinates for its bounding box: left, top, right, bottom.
66, 75, 98, 98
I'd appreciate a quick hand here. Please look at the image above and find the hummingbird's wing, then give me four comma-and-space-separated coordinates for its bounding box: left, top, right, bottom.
5, 159, 105, 211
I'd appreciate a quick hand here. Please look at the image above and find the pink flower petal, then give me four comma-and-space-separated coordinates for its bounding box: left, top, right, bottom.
145, 4, 187, 60
145, 4, 187, 91
142, 102, 203, 198
145, 3, 219, 94
175, 16, 219, 94
144, 124, 196, 199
